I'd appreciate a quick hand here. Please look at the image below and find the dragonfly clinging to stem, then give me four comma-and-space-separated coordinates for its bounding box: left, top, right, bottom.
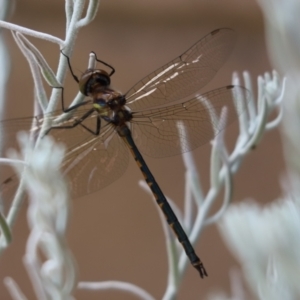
0, 28, 249, 277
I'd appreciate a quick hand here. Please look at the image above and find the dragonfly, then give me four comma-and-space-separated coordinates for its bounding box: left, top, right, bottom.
0, 28, 249, 278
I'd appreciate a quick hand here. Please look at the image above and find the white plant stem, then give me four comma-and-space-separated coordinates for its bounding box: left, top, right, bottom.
78, 281, 155, 300
208, 1, 300, 298
5, 132, 77, 299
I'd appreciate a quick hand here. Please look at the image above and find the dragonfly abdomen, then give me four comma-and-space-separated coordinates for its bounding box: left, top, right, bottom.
120, 126, 208, 278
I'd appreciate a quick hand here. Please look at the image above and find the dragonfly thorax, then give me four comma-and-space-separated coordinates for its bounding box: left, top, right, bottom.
93, 89, 123, 105
93, 92, 132, 126
110, 108, 132, 126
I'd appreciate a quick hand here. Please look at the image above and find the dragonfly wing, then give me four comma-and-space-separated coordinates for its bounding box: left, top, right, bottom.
0, 115, 43, 152
0, 174, 20, 213
125, 28, 236, 110
131, 85, 249, 158
49, 108, 104, 155
0, 107, 95, 199
60, 124, 129, 198
0, 104, 99, 155
0, 114, 47, 213
0, 106, 128, 208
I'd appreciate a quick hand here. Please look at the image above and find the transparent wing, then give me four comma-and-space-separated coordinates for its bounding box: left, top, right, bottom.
0, 104, 104, 154
125, 28, 236, 110
0, 105, 107, 185
130, 85, 249, 158
0, 106, 128, 210
58, 124, 129, 198
0, 113, 62, 212
0, 174, 19, 213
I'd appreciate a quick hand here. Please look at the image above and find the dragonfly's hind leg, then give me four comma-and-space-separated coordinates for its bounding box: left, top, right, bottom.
46, 110, 101, 136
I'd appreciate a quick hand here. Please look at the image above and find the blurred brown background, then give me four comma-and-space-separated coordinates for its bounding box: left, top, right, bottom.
0, 0, 284, 299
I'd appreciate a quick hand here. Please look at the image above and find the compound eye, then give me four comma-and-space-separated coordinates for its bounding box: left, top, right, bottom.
97, 74, 110, 86
79, 71, 93, 96
79, 70, 111, 96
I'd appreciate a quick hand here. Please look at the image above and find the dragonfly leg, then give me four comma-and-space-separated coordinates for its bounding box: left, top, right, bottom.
79, 115, 101, 135
60, 50, 80, 83
91, 51, 115, 76
51, 85, 92, 113
61, 50, 115, 79
46, 109, 101, 136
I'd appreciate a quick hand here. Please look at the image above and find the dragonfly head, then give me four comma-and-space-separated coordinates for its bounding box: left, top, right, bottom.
79, 69, 111, 96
